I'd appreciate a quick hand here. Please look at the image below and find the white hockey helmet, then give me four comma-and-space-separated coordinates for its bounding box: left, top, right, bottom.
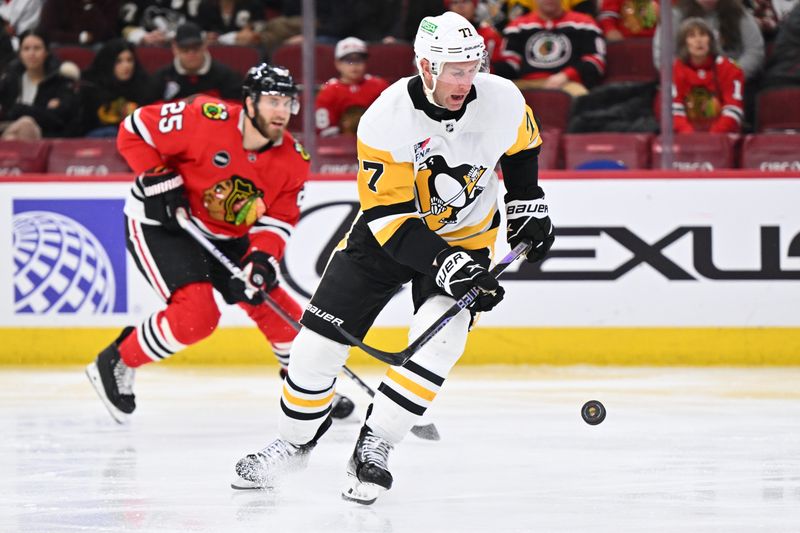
414, 12, 486, 105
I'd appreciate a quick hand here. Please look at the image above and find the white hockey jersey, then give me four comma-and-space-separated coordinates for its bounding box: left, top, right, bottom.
356, 72, 542, 255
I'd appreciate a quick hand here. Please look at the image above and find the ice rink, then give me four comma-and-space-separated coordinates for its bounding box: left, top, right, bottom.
1, 365, 799, 533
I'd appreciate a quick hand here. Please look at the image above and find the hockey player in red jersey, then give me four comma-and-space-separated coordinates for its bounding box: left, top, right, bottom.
314, 37, 390, 137
671, 17, 744, 133
86, 63, 354, 424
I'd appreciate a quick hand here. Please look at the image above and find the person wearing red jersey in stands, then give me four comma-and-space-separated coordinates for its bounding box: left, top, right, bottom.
314, 37, 389, 137
86, 63, 354, 424
598, 0, 660, 41
672, 17, 744, 133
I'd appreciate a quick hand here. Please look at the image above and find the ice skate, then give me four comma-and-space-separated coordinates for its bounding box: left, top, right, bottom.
85, 327, 136, 424
331, 392, 355, 419
232, 417, 332, 490
342, 423, 394, 505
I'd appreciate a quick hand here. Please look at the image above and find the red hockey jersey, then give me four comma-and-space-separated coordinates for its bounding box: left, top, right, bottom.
597, 0, 659, 38
118, 95, 310, 260
672, 56, 744, 133
314, 75, 389, 136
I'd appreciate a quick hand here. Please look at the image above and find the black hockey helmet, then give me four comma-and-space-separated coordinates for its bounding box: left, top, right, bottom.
242, 63, 300, 115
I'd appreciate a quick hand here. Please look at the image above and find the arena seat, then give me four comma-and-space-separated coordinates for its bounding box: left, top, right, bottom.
755, 87, 800, 133
51, 46, 96, 71
208, 45, 261, 76
271, 44, 338, 87
135, 46, 173, 74
522, 89, 573, 132
316, 135, 358, 174
0, 140, 50, 174
366, 43, 416, 83
603, 39, 658, 84
740, 133, 800, 171
538, 129, 562, 170
652, 133, 739, 170
46, 139, 131, 175
562, 133, 653, 169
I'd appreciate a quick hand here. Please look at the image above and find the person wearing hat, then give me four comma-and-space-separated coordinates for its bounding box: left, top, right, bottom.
314, 37, 389, 137
149, 21, 242, 103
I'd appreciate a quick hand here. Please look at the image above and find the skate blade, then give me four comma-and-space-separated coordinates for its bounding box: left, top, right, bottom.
341, 473, 385, 505
230, 478, 275, 490
85, 363, 129, 425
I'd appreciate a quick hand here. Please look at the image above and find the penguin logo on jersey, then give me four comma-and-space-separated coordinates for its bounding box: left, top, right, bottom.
416, 155, 487, 230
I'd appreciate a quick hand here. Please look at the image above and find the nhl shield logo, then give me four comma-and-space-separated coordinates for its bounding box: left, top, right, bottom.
213, 151, 230, 168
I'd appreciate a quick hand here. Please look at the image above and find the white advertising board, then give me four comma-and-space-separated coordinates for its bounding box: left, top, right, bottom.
3, 177, 799, 329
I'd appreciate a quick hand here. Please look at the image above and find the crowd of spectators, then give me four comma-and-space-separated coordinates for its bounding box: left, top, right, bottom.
0, 0, 797, 146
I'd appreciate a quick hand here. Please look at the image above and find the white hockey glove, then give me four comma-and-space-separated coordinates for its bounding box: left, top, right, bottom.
505, 187, 554, 263
432, 247, 505, 312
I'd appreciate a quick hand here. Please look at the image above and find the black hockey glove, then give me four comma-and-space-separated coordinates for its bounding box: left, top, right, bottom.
137, 166, 187, 232
505, 187, 554, 263
433, 247, 505, 312
229, 250, 278, 304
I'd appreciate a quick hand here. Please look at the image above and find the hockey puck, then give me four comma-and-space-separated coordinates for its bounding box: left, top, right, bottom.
581, 400, 606, 425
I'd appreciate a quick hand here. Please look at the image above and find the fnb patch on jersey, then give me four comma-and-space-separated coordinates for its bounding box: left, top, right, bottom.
202, 102, 229, 120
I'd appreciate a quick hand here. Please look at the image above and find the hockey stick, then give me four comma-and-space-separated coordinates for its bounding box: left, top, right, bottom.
175, 209, 441, 441
333, 240, 532, 367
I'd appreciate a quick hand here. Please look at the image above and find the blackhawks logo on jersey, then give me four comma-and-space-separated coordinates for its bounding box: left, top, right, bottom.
201, 102, 229, 121
415, 155, 487, 231
202, 175, 262, 224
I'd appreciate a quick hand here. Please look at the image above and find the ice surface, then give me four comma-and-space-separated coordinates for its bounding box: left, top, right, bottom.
1, 366, 799, 533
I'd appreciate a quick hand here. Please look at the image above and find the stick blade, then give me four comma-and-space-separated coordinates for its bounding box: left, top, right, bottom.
410, 423, 441, 441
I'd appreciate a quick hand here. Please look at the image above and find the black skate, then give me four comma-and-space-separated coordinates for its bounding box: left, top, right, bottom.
342, 423, 394, 505
279, 367, 355, 420
85, 327, 136, 424
232, 416, 332, 490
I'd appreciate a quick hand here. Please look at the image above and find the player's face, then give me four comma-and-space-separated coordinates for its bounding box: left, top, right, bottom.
686, 28, 711, 61
537, 0, 563, 18
433, 60, 480, 111
255, 94, 293, 141
19, 35, 47, 72
114, 50, 135, 82
174, 43, 206, 73
336, 54, 367, 84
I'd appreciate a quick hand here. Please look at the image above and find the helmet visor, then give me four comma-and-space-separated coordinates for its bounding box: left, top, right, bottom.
436, 56, 484, 85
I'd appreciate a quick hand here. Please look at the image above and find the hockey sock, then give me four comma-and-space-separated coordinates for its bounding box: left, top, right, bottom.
119, 282, 220, 367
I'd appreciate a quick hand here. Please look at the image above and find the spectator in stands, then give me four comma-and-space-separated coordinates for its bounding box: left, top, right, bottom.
38, 0, 121, 47
0, 30, 79, 140
150, 22, 242, 103
196, 0, 265, 46
0, 25, 15, 72
491, 0, 598, 31
761, 3, 800, 88
494, 0, 606, 96
317, 0, 402, 43
79, 38, 152, 137
120, 0, 200, 46
257, 0, 303, 57
744, 0, 780, 40
0, 0, 43, 43
446, 0, 503, 66
598, 0, 660, 41
671, 17, 745, 133
653, 0, 765, 80
314, 37, 389, 137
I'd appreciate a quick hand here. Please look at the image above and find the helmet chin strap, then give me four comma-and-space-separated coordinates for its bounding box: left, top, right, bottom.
418, 60, 445, 108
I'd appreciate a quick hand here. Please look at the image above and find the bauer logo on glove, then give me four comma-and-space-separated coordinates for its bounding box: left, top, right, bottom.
504, 188, 554, 263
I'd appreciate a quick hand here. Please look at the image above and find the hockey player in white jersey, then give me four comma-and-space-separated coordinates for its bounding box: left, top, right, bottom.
232, 11, 555, 504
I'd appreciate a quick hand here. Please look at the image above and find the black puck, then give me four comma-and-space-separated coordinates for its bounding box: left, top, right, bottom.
581, 400, 606, 425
